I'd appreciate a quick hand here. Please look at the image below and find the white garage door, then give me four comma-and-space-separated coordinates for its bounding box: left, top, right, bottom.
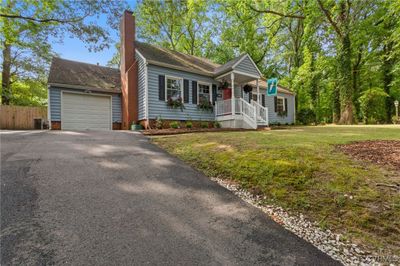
62, 92, 111, 130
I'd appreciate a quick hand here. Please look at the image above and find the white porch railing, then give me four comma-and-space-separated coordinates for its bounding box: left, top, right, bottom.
215, 98, 257, 129
215, 99, 232, 116
251, 100, 268, 125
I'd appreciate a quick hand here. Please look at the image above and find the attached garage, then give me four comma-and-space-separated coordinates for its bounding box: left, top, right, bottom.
61, 92, 112, 130
48, 57, 122, 130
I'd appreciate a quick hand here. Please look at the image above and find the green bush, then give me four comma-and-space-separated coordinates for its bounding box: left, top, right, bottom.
170, 121, 180, 129
359, 88, 389, 124
392, 115, 400, 124
297, 108, 316, 125
200, 121, 209, 128
185, 121, 193, 128
213, 121, 221, 128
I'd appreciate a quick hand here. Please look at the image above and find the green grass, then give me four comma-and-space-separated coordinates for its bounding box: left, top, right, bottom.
152, 125, 400, 254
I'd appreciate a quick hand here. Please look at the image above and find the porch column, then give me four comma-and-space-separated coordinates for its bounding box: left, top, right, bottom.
231, 72, 235, 116
256, 79, 260, 103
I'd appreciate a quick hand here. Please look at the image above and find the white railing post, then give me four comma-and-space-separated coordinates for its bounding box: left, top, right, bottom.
231, 72, 235, 117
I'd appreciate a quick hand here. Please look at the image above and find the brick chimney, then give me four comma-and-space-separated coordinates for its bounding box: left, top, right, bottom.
120, 10, 138, 129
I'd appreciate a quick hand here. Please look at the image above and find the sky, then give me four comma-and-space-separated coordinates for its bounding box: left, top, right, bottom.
51, 1, 136, 67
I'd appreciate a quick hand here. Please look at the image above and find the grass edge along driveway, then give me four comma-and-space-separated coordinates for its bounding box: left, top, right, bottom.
152, 125, 400, 256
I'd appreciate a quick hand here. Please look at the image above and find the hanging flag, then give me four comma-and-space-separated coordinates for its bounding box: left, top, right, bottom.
267, 78, 278, 96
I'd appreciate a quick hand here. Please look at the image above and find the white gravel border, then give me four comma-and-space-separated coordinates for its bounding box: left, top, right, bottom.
211, 177, 399, 266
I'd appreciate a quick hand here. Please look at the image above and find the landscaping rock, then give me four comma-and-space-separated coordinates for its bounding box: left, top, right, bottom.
211, 177, 383, 266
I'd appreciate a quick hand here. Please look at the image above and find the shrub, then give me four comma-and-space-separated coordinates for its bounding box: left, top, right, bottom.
359, 88, 388, 124
392, 115, 400, 124
170, 121, 180, 129
185, 121, 193, 128
297, 108, 316, 125
155, 116, 163, 129
213, 121, 221, 128
200, 121, 209, 128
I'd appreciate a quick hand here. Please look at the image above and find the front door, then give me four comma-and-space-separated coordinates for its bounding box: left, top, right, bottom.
223, 88, 232, 100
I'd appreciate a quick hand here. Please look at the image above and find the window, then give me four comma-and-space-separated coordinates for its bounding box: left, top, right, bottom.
277, 96, 285, 112
198, 82, 211, 104
166, 76, 183, 100
252, 93, 258, 102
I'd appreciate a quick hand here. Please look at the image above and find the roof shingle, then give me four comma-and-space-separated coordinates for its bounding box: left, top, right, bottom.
48, 57, 121, 93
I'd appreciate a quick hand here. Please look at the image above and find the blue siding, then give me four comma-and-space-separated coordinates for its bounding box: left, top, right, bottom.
147, 64, 216, 121
264, 92, 295, 124
49, 87, 121, 122
137, 51, 146, 120
233, 56, 260, 77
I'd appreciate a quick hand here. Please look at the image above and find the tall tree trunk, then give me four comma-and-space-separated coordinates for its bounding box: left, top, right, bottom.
338, 32, 354, 124
1, 43, 12, 105
382, 40, 394, 123
333, 83, 340, 123
352, 49, 362, 122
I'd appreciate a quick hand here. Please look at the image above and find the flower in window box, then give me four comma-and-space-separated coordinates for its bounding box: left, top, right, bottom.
167, 96, 185, 111
198, 99, 213, 112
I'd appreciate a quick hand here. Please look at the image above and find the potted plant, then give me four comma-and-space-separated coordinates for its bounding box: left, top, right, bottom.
243, 84, 253, 93
219, 79, 229, 90
167, 96, 185, 111
198, 99, 213, 112
131, 122, 143, 130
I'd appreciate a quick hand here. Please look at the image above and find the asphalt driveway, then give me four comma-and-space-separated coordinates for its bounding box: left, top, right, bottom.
1, 130, 340, 265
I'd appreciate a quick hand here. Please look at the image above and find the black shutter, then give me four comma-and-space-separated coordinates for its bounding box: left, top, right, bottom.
159, 75, 165, 101
284, 98, 288, 115
262, 94, 265, 107
212, 84, 217, 105
183, 79, 189, 103
274, 96, 277, 112
192, 81, 197, 104
249, 91, 252, 103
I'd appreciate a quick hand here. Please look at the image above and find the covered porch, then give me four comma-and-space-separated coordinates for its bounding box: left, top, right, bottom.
214, 65, 268, 129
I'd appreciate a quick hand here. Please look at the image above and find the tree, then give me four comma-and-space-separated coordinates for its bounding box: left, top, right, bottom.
0, 0, 127, 105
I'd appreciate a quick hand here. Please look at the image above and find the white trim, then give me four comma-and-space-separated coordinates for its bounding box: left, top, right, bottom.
232, 70, 260, 79
61, 90, 112, 130
215, 71, 234, 80
47, 86, 51, 129
232, 54, 263, 77
277, 96, 285, 112
135, 49, 146, 62
164, 75, 183, 102
216, 69, 260, 81
48, 83, 120, 94
145, 62, 149, 121
197, 81, 212, 104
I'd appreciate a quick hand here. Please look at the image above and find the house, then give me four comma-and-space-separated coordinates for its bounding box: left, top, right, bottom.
47, 10, 295, 130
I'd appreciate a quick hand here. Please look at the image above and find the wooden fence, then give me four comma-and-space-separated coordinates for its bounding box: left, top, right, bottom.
0, 105, 47, 129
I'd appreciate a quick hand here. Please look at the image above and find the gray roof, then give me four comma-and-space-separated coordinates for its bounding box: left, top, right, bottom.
136, 41, 218, 76
213, 54, 247, 76
136, 43, 294, 95
48, 57, 121, 93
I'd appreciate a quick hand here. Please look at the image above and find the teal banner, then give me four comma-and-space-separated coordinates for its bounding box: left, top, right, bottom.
267, 78, 278, 96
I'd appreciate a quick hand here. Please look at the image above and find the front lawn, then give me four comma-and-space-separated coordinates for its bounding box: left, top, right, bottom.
152, 125, 400, 255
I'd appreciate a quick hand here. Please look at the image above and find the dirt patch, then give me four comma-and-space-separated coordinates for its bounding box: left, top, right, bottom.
336, 140, 400, 171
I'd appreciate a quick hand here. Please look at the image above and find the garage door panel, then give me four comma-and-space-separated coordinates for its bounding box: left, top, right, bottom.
62, 93, 111, 130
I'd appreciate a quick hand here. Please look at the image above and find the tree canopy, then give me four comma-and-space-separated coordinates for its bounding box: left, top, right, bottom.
135, 0, 400, 124
0, 0, 127, 106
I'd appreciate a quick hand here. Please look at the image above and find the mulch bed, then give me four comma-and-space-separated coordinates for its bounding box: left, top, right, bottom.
336, 140, 400, 171
142, 128, 262, 136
